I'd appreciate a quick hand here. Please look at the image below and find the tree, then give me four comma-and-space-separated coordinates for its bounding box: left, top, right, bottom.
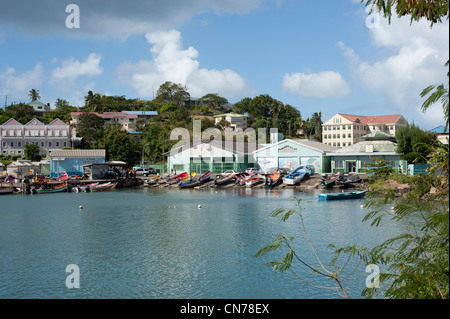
395, 124, 437, 163
75, 112, 104, 148
5, 103, 36, 124
28, 89, 41, 102
200, 93, 229, 111
94, 124, 140, 167
155, 82, 190, 107
24, 144, 42, 161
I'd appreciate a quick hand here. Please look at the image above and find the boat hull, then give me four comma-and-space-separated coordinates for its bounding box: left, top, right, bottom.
318, 191, 366, 200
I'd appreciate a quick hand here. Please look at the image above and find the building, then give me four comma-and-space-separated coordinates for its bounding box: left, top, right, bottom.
28, 101, 50, 116
50, 149, 106, 178
429, 125, 449, 145
70, 112, 139, 137
326, 131, 405, 173
6, 159, 41, 177
252, 139, 337, 173
0, 118, 71, 157
322, 113, 408, 148
214, 113, 249, 131
165, 139, 261, 174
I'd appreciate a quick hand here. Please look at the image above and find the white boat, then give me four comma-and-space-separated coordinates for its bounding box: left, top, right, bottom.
245, 175, 261, 187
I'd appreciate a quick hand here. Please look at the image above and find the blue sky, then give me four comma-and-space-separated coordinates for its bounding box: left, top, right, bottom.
0, 0, 448, 129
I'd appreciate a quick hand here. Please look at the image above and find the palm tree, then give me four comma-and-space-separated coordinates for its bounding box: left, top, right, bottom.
28, 89, 41, 102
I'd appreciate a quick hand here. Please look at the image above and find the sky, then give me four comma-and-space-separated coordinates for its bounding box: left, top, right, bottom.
0, 0, 448, 129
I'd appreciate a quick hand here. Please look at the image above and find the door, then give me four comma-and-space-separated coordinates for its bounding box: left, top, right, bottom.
346, 161, 356, 173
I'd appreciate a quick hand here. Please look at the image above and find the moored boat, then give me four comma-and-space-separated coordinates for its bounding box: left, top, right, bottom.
264, 171, 282, 188
283, 167, 307, 185
32, 183, 68, 194
74, 182, 99, 192
198, 171, 211, 184
239, 172, 255, 186
336, 174, 361, 185
320, 172, 341, 186
318, 190, 366, 200
245, 175, 261, 187
90, 182, 117, 192
146, 175, 161, 185
214, 173, 234, 186
0, 188, 14, 195
166, 172, 188, 184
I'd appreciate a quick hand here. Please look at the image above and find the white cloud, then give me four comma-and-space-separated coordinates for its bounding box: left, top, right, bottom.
339, 17, 449, 128
51, 53, 103, 82
116, 30, 254, 100
0, 63, 43, 98
280, 71, 351, 98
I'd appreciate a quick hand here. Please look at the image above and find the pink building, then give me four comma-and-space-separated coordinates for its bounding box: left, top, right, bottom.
0, 118, 71, 157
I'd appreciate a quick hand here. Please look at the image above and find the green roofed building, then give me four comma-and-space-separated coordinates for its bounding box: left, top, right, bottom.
326, 131, 406, 173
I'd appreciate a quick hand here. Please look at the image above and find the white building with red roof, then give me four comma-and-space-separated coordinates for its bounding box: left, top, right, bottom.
322, 113, 408, 148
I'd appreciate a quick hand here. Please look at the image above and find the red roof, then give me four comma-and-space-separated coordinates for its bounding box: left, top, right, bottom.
338, 114, 402, 124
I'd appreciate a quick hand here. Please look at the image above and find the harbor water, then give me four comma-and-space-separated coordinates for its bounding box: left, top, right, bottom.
0, 188, 401, 299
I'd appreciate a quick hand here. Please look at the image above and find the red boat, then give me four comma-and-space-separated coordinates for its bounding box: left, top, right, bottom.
166, 172, 188, 184
320, 172, 341, 186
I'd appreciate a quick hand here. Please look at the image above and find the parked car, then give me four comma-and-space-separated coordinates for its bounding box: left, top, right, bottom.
135, 168, 150, 177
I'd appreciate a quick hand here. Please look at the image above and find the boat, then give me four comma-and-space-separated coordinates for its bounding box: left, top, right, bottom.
336, 174, 361, 185
214, 173, 234, 186
283, 167, 308, 185
146, 175, 161, 185
234, 172, 249, 184
264, 170, 282, 188
320, 172, 341, 186
4, 174, 16, 183
90, 182, 117, 192
198, 171, 211, 184
57, 172, 69, 181
166, 172, 188, 184
318, 190, 367, 200
239, 172, 255, 186
32, 183, 68, 194
179, 178, 200, 189
74, 182, 99, 192
245, 175, 261, 187
0, 188, 14, 195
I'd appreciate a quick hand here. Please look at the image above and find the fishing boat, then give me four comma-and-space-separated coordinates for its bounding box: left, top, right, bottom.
166, 172, 188, 184
245, 175, 261, 187
32, 183, 68, 194
264, 170, 282, 188
336, 174, 361, 185
74, 182, 99, 192
179, 178, 200, 189
318, 190, 367, 200
90, 182, 117, 192
233, 172, 249, 184
146, 175, 161, 185
198, 171, 211, 184
0, 188, 14, 195
320, 172, 341, 186
283, 167, 307, 185
239, 172, 255, 186
214, 173, 234, 186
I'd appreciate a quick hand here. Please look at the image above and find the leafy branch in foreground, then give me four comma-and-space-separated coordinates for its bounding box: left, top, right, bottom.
255, 198, 369, 299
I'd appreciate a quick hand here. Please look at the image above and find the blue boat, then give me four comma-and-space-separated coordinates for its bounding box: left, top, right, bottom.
318, 190, 367, 200
283, 167, 307, 185
214, 173, 234, 186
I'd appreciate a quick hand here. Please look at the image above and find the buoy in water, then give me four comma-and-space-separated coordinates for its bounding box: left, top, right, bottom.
360, 204, 365, 208
391, 206, 395, 210
79, 205, 83, 209
198, 204, 202, 208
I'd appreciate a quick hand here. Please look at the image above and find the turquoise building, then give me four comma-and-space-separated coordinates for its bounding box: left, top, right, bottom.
50, 149, 106, 178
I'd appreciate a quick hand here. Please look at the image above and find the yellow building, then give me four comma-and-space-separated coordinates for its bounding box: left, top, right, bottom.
322, 113, 408, 148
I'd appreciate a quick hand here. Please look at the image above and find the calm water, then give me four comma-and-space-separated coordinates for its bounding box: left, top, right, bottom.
0, 187, 401, 299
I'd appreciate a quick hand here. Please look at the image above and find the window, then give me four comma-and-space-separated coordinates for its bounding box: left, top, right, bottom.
10, 142, 14, 147
2, 141, 6, 148
335, 159, 344, 169
63, 142, 67, 147
342, 133, 345, 138
48, 141, 52, 147
18, 142, 22, 148
41, 142, 45, 147
337, 134, 340, 138
56, 142, 60, 148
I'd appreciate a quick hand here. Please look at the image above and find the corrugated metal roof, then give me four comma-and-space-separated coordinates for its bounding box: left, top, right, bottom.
50, 149, 106, 158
